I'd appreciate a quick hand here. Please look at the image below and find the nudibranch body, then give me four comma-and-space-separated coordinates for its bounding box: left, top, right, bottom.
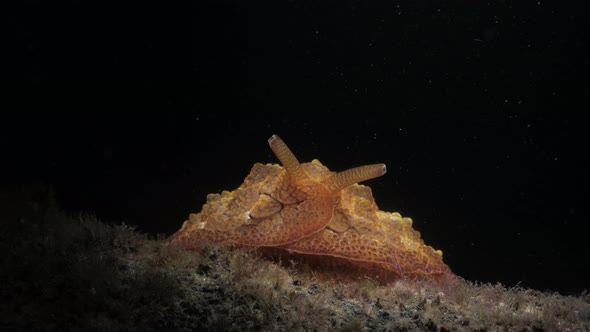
170, 135, 456, 282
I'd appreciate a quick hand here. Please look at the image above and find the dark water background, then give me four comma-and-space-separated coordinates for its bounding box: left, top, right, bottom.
5, 0, 588, 294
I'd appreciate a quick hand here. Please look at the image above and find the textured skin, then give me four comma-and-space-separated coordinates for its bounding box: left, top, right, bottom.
172, 162, 335, 246
170, 136, 456, 281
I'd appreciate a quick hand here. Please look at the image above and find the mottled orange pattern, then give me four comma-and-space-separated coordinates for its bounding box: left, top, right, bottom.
170, 135, 456, 281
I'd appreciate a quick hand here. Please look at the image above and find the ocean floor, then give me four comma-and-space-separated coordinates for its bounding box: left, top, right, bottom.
1, 187, 588, 331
